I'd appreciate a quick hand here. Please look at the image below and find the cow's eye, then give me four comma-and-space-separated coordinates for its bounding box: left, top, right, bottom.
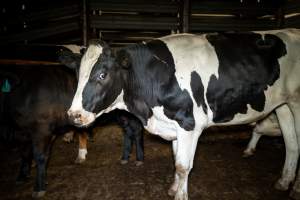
97, 72, 106, 81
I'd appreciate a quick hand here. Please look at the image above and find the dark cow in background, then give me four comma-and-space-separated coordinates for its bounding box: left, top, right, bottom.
64, 109, 144, 166
0, 46, 144, 198
0, 63, 78, 198
66, 29, 300, 200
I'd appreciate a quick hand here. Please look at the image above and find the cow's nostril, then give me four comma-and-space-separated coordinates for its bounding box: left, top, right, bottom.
75, 113, 81, 119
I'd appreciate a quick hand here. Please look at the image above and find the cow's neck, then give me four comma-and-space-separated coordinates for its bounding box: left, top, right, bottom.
121, 45, 157, 125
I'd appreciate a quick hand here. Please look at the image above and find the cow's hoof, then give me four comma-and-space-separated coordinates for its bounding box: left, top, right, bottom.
32, 191, 46, 198
175, 191, 188, 200
135, 161, 144, 167
290, 189, 300, 200
63, 132, 74, 143
242, 149, 255, 158
274, 179, 289, 191
120, 160, 129, 165
75, 157, 85, 164
168, 187, 177, 196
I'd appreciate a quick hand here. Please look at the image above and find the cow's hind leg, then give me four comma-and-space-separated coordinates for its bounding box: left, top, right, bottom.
274, 104, 298, 191
243, 131, 262, 157
32, 124, 55, 198
134, 130, 144, 166
75, 131, 88, 164
16, 141, 33, 184
288, 102, 300, 199
173, 129, 202, 200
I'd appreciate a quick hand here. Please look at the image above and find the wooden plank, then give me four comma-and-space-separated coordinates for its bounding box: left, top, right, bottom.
90, 15, 178, 31
190, 17, 278, 31
0, 22, 80, 44
284, 2, 300, 13
99, 31, 168, 41
285, 15, 300, 28
191, 0, 278, 16
89, 0, 179, 14
0, 45, 68, 61
24, 5, 80, 23
0, 59, 60, 66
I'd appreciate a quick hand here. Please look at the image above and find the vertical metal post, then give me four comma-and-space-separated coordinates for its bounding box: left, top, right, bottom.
82, 0, 87, 46
181, 0, 190, 33
276, 7, 284, 28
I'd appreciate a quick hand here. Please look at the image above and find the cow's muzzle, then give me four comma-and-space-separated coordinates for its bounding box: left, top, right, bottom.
67, 109, 96, 127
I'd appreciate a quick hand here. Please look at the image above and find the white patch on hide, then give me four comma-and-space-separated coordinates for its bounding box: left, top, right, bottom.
145, 106, 178, 141
78, 148, 87, 160
96, 90, 128, 117
159, 34, 219, 125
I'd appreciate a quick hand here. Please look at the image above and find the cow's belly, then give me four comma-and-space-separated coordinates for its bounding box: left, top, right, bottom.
212, 99, 285, 126
144, 106, 177, 141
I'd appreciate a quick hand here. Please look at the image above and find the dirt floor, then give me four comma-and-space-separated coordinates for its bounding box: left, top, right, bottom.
0, 124, 292, 200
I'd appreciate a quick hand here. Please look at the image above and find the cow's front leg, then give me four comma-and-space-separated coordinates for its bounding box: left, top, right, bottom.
75, 131, 88, 164
16, 141, 33, 184
173, 129, 202, 200
243, 131, 262, 157
274, 105, 298, 191
134, 130, 144, 166
168, 140, 179, 196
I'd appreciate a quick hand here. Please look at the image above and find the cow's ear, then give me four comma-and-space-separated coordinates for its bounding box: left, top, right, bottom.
58, 50, 82, 71
89, 39, 109, 52
103, 46, 112, 57
116, 49, 131, 69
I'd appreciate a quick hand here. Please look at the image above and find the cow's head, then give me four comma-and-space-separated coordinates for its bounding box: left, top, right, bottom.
65, 41, 130, 127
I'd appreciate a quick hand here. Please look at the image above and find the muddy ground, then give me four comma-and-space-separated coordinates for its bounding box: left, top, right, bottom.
0, 124, 291, 200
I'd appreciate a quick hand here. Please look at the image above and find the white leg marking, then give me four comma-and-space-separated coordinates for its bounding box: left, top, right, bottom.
78, 148, 88, 160
174, 129, 202, 200
243, 132, 262, 157
75, 148, 88, 164
275, 105, 298, 191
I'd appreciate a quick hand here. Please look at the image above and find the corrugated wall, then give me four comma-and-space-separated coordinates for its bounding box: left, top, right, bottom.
0, 0, 299, 46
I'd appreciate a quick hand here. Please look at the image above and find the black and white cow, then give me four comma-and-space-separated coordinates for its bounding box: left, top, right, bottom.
67, 29, 300, 200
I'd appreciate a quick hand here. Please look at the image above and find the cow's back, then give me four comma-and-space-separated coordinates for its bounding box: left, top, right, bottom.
157, 29, 300, 126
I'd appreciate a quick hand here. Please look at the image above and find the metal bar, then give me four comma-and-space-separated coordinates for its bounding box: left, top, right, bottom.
0, 22, 80, 44
89, 0, 179, 14
90, 15, 178, 31
0, 59, 60, 65
181, 0, 190, 33
82, 0, 87, 46
190, 17, 277, 31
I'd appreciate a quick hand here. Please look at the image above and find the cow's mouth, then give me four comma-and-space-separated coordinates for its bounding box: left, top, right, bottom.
68, 109, 96, 127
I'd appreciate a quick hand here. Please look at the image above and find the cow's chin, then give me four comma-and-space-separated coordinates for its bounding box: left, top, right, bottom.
73, 111, 96, 128
74, 120, 95, 128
